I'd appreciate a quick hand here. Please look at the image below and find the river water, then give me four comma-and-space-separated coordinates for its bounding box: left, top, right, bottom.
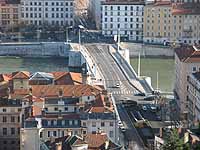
0, 56, 174, 92
130, 58, 175, 92
0, 57, 69, 73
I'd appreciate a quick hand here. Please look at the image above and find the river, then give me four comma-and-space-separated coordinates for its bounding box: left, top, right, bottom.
0, 57, 69, 73
130, 58, 175, 92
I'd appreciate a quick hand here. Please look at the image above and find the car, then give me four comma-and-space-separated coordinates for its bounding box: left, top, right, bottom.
115, 83, 120, 88
150, 105, 157, 112
142, 105, 147, 111
118, 121, 123, 127
134, 92, 145, 96
120, 126, 126, 132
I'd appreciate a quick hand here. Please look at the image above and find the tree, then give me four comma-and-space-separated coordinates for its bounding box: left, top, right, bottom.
162, 128, 186, 150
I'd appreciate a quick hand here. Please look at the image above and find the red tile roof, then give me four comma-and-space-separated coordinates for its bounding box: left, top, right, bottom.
12, 71, 30, 79
32, 105, 42, 116
88, 107, 113, 113
85, 133, 108, 149
31, 85, 101, 98
175, 45, 200, 63
51, 72, 82, 85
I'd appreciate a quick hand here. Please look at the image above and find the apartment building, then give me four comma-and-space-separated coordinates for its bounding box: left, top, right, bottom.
143, 1, 172, 44
187, 72, 200, 127
0, 0, 20, 29
171, 2, 200, 45
101, 0, 144, 42
0, 98, 22, 150
20, 0, 74, 26
20, 84, 118, 150
174, 45, 200, 120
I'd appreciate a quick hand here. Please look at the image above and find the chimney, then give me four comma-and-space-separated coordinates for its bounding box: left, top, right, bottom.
6, 87, 11, 99
58, 88, 63, 98
29, 87, 32, 95
159, 128, 163, 137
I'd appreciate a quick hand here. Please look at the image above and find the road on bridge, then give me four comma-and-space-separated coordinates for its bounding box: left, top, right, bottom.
84, 44, 146, 150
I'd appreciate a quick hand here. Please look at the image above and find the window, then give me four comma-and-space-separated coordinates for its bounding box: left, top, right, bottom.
3, 128, 7, 135
92, 122, 96, 127
18, 128, 20, 135
193, 67, 196, 72
48, 131, 51, 137
69, 120, 72, 125
110, 122, 114, 126
3, 108, 6, 112
62, 131, 64, 137
74, 120, 78, 125
101, 122, 105, 127
54, 107, 58, 111
11, 141, 15, 144
83, 122, 86, 127
109, 131, 114, 137
11, 128, 15, 135
118, 6, 120, 10
3, 116, 6, 122
64, 107, 68, 111
53, 131, 57, 137
11, 116, 15, 123
110, 18, 113, 22
40, 132, 43, 138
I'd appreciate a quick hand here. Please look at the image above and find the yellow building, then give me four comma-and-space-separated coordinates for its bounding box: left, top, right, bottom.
143, 1, 172, 44
0, 0, 20, 30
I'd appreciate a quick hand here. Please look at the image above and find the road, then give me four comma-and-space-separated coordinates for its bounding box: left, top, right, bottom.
84, 44, 146, 149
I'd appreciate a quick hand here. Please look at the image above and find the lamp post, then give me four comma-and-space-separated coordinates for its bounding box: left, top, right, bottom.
66, 26, 72, 43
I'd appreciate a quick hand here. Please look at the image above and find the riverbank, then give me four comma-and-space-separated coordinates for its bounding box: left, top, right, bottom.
120, 42, 174, 58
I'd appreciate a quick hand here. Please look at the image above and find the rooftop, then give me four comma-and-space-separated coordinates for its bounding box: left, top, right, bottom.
172, 2, 200, 15
102, 0, 145, 5
175, 45, 200, 63
31, 84, 101, 98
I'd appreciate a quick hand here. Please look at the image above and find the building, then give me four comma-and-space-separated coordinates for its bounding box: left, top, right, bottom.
143, 1, 172, 44
20, 0, 75, 26
88, 0, 106, 29
0, 0, 20, 30
171, 2, 200, 45
144, 1, 200, 45
101, 0, 144, 42
174, 45, 200, 120
0, 98, 22, 150
20, 84, 119, 150
187, 72, 200, 127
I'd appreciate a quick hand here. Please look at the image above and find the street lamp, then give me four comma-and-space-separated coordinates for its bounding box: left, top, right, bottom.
78, 25, 85, 51
66, 26, 72, 44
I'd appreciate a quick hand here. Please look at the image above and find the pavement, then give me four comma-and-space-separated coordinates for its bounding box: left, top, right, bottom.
83, 44, 147, 150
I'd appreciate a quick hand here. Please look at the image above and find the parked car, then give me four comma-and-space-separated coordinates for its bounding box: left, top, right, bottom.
120, 126, 126, 132
134, 92, 145, 96
142, 105, 147, 111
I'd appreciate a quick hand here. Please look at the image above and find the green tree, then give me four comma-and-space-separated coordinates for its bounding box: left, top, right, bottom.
162, 129, 185, 150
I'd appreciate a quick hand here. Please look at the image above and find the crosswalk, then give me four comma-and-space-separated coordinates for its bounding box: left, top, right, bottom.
112, 90, 134, 95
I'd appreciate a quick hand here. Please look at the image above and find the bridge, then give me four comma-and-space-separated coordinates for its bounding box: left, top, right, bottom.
78, 43, 154, 149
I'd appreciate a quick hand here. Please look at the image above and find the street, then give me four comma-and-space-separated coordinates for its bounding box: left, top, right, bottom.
84, 44, 147, 149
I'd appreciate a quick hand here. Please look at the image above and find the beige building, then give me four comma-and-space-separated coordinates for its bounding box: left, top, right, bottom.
144, 1, 200, 45
0, 0, 20, 30
174, 45, 200, 120
143, 1, 172, 44
0, 98, 22, 150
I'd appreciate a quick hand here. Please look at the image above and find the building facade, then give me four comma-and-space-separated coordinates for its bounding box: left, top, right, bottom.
0, 0, 20, 30
88, 0, 106, 29
0, 99, 22, 150
187, 72, 200, 127
101, 0, 144, 42
20, 0, 74, 26
174, 45, 200, 121
143, 1, 172, 44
